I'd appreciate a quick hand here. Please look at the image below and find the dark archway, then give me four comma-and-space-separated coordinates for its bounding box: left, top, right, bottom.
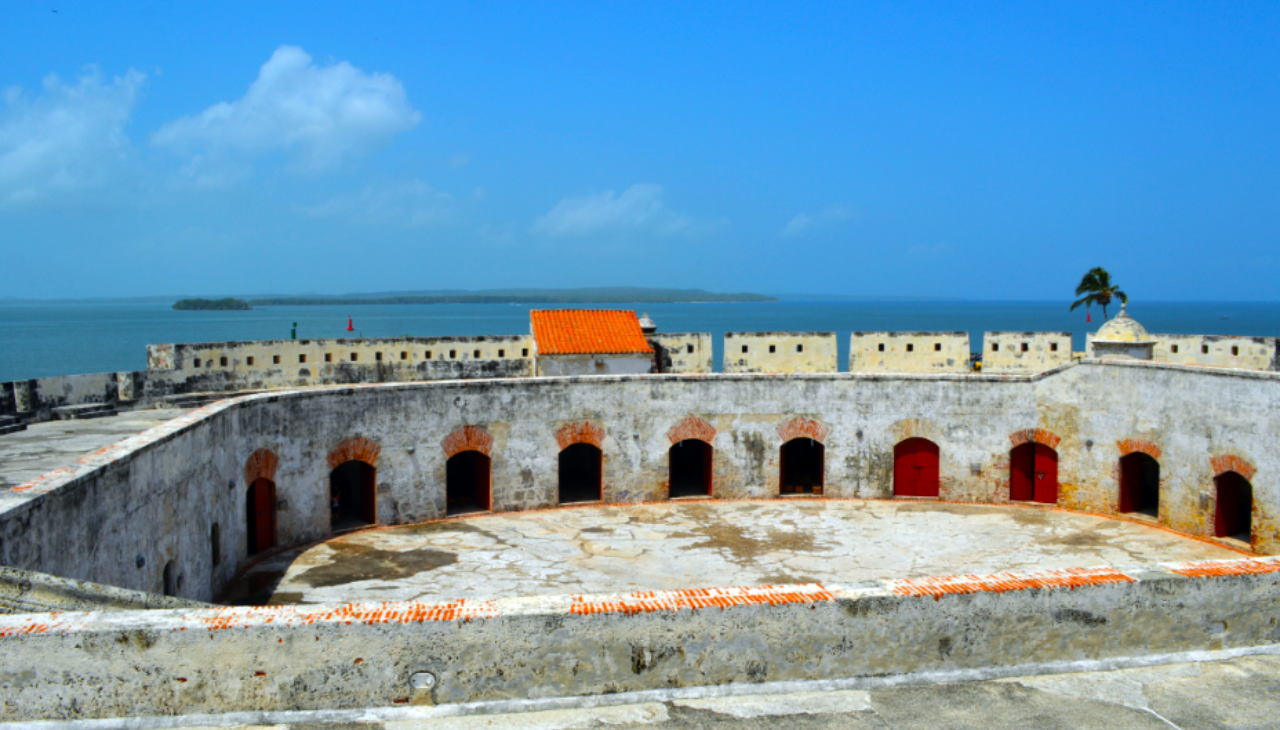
211, 523, 221, 567
446, 450, 492, 515
559, 443, 603, 504
1214, 471, 1252, 541
330, 460, 377, 531
894, 438, 940, 497
162, 560, 177, 597
780, 438, 824, 495
246, 478, 276, 555
1011, 442, 1058, 504
670, 439, 713, 498
1119, 453, 1160, 516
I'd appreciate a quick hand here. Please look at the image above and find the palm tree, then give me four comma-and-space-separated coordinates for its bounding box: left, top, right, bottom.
1070, 267, 1128, 320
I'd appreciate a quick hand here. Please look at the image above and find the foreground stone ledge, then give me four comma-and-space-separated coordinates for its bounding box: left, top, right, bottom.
1, 557, 1278, 722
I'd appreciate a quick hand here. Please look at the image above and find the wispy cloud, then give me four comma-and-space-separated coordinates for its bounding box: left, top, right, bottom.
779, 203, 860, 238
302, 180, 455, 228
530, 183, 699, 238
0, 67, 145, 206
152, 46, 420, 177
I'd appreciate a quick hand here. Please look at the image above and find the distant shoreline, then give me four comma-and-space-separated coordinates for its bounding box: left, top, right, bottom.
249, 289, 777, 306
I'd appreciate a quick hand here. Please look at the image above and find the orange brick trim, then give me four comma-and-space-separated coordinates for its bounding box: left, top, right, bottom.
1009, 428, 1061, 449
1210, 454, 1256, 481
667, 416, 716, 445
889, 566, 1132, 600
243, 448, 279, 486
777, 417, 829, 444
569, 584, 836, 616
1117, 439, 1162, 460
1164, 557, 1280, 578
556, 422, 606, 450
327, 437, 382, 470
441, 426, 494, 458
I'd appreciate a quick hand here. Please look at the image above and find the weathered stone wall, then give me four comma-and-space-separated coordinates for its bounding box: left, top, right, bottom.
723, 332, 838, 373
536, 353, 654, 377
1, 558, 1277, 720
649, 332, 713, 373
849, 332, 970, 373
1148, 334, 1278, 370
983, 331, 1073, 373
2, 361, 1277, 610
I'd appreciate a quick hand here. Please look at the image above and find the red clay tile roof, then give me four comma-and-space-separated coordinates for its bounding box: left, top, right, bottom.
531, 309, 654, 356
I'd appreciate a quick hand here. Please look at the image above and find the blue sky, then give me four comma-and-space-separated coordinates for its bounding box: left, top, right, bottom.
1, 2, 1277, 300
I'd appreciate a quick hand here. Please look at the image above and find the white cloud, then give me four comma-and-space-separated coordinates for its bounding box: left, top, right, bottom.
530, 183, 697, 238
152, 46, 420, 174
303, 180, 454, 228
779, 203, 860, 238
0, 67, 144, 206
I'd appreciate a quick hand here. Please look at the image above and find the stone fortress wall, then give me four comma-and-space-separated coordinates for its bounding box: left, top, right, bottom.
2, 360, 1277, 609
2, 324, 1277, 423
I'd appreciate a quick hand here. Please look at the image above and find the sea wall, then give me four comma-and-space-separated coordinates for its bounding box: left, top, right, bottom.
1, 558, 1278, 720
1, 361, 1277, 609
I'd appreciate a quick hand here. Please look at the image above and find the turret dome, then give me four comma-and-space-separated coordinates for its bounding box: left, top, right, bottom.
1093, 304, 1151, 343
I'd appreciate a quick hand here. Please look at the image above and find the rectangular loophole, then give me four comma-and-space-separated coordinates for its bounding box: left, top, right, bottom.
992, 343, 999, 352
1202, 345, 1209, 354
400, 351, 408, 360
1171, 344, 1179, 354
246, 356, 255, 366
298, 354, 306, 363
425, 351, 432, 360
1232, 346, 1239, 356
934, 343, 941, 351
450, 350, 457, 359
686, 344, 694, 353
474, 349, 481, 358
375, 352, 383, 361
769, 345, 776, 353
522, 348, 529, 357
193, 358, 201, 367
351, 353, 358, 361
1050, 343, 1058, 352
220, 357, 228, 367
796, 344, 803, 353
324, 353, 332, 362
1021, 343, 1029, 352
742, 345, 749, 353
906, 344, 914, 352
272, 355, 280, 365
878, 343, 885, 352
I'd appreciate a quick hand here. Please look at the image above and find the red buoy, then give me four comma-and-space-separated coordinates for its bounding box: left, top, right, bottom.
347, 317, 354, 332
1086, 312, 1092, 323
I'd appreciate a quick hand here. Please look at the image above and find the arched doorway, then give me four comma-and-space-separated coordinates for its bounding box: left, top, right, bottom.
669, 439, 713, 498
1214, 471, 1252, 541
446, 450, 491, 515
559, 443, 603, 503
1010, 442, 1058, 504
162, 561, 177, 597
780, 438, 823, 495
1119, 453, 1160, 516
894, 438, 940, 497
246, 478, 276, 554
330, 460, 377, 531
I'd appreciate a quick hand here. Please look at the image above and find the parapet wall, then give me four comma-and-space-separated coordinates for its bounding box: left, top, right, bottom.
2, 361, 1277, 608
983, 331, 1073, 373
723, 332, 839, 373
849, 331, 970, 373
1, 558, 1278, 719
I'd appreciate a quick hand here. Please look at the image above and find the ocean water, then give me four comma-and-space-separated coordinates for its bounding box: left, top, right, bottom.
1, 299, 1277, 381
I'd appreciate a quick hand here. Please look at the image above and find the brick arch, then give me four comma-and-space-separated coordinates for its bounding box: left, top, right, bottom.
327, 437, 382, 470
555, 422, 606, 450
243, 448, 279, 486
888, 417, 942, 444
1210, 454, 1256, 481
1117, 438, 1162, 460
777, 417, 829, 445
667, 416, 716, 445
1009, 428, 1062, 450
441, 425, 494, 458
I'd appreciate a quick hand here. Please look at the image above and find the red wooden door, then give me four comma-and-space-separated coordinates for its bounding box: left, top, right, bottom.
361, 466, 377, 524
252, 479, 274, 552
1010, 443, 1035, 501
1119, 455, 1141, 512
916, 440, 939, 497
1033, 444, 1058, 504
894, 440, 917, 496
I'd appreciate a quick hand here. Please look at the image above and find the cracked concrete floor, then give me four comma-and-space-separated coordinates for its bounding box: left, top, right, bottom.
222, 500, 1245, 606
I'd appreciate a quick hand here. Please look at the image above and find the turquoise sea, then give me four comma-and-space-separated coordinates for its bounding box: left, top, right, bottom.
2, 299, 1278, 381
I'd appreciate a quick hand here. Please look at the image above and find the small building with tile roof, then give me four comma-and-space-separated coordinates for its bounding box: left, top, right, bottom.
531, 309, 655, 377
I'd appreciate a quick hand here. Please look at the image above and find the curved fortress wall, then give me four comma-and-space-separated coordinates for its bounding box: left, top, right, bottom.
0, 361, 1275, 604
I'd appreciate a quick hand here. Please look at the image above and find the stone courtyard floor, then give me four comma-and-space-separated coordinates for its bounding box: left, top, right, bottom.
222, 500, 1245, 606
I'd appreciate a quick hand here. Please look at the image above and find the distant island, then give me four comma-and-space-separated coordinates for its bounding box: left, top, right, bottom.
250, 287, 777, 306
173, 298, 253, 311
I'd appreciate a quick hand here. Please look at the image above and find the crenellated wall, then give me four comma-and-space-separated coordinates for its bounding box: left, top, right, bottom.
982, 331, 1073, 373
723, 332, 839, 373
1, 360, 1276, 608
849, 331, 970, 373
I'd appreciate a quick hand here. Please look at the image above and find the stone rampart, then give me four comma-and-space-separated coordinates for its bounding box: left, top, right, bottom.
0, 558, 1277, 720
1, 361, 1277, 608
723, 332, 838, 373
983, 331, 1073, 373
849, 331, 969, 373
